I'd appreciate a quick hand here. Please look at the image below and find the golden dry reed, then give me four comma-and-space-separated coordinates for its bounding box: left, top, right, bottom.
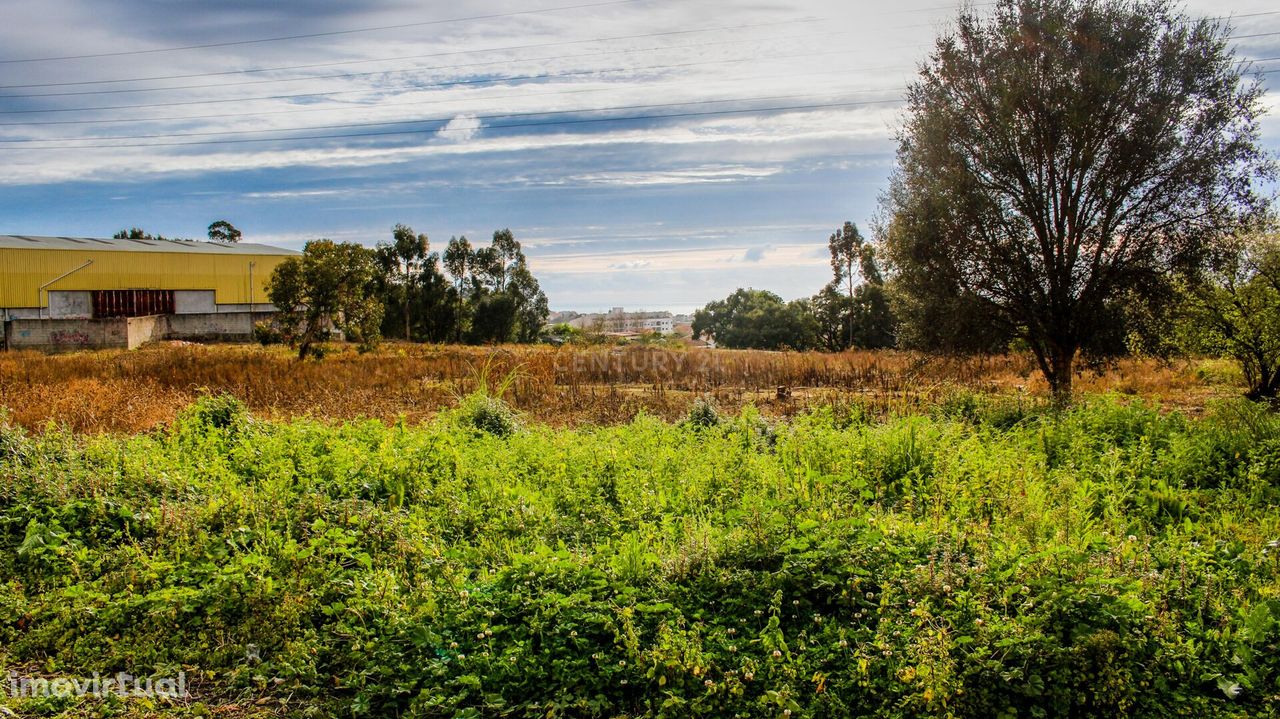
0, 342, 1233, 434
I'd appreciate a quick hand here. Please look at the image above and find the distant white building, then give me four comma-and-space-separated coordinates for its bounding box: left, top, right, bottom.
567, 307, 674, 334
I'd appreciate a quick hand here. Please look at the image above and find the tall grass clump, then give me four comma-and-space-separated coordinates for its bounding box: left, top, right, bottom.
452, 356, 523, 436
455, 391, 521, 437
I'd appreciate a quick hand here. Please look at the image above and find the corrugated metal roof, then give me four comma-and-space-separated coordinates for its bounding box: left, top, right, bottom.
0, 235, 300, 255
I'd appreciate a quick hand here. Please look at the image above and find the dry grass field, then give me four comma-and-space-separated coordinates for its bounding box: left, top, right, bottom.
0, 342, 1241, 434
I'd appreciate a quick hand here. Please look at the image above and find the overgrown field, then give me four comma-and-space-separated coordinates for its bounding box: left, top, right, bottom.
0, 343, 1234, 433
2, 392, 1280, 717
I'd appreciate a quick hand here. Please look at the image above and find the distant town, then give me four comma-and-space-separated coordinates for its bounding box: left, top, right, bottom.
547, 307, 710, 346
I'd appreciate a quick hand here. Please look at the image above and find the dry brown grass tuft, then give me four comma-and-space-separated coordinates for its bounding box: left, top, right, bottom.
0, 342, 1239, 434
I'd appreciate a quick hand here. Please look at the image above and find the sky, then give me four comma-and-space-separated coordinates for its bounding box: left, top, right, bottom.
0, 0, 1277, 313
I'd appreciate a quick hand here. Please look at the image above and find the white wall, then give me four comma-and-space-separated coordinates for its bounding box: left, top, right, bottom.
47, 291, 92, 319
174, 290, 217, 314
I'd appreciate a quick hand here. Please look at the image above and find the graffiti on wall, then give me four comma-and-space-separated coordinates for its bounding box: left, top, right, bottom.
50, 330, 91, 346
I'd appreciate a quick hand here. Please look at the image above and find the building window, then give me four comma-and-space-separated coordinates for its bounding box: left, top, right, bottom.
92, 290, 175, 318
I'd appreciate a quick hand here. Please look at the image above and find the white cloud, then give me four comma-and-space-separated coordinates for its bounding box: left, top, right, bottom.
534, 243, 823, 275
607, 259, 652, 270
567, 165, 781, 186
242, 189, 344, 199
436, 113, 482, 142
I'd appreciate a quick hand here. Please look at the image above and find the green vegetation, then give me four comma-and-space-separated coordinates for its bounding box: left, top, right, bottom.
1180, 233, 1280, 400
266, 239, 385, 360
881, 0, 1272, 402
3, 394, 1280, 717
691, 223, 895, 353
207, 221, 242, 245
258, 226, 551, 357
694, 0, 1275, 407
370, 227, 549, 346
692, 289, 815, 351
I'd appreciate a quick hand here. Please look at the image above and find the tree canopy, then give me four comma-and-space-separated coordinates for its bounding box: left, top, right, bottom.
207, 220, 242, 244
267, 239, 384, 360
692, 288, 814, 350
112, 227, 178, 241
375, 224, 432, 342
812, 222, 896, 352
1180, 232, 1280, 399
360, 226, 550, 346
882, 0, 1273, 402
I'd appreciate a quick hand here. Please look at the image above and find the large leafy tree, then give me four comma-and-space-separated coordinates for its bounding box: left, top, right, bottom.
359, 225, 550, 346
811, 226, 897, 351
810, 285, 853, 352
1181, 233, 1280, 400
466, 230, 549, 343
829, 222, 872, 347
375, 224, 432, 341
442, 236, 475, 342
692, 288, 814, 350
882, 0, 1272, 403
268, 239, 384, 359
207, 220, 242, 244
489, 229, 522, 292
849, 265, 896, 350
467, 293, 519, 344
508, 263, 550, 343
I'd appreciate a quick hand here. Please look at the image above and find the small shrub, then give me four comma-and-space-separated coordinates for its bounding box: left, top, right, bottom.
457, 392, 520, 437
253, 320, 285, 346
180, 392, 249, 431
683, 396, 720, 429
732, 405, 777, 449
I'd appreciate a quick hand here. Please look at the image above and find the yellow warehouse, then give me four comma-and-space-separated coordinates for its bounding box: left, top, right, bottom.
0, 235, 298, 320
1, 235, 300, 351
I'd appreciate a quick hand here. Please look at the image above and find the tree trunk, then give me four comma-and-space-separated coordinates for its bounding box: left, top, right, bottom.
1047, 345, 1076, 407
847, 271, 855, 350
1246, 359, 1279, 401
297, 316, 320, 360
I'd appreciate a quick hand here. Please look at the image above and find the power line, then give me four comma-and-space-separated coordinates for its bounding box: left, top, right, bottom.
0, 48, 871, 116
0, 88, 907, 144
0, 1, 991, 69
12, 45, 1269, 128
0, 18, 1266, 104
0, 62, 912, 128
8, 63, 1275, 150
1231, 30, 1280, 39
0, 18, 820, 91
0, 13, 1269, 138
0, 29, 830, 99
1219, 10, 1280, 19
18, 36, 1269, 101
2, 43, 1267, 124
0, 0, 641, 64
0, 48, 1271, 129
2, 98, 905, 150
